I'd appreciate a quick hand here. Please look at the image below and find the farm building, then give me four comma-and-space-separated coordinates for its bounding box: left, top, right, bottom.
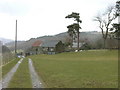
30, 40, 60, 55
72, 42, 85, 48
31, 40, 43, 54
41, 40, 60, 54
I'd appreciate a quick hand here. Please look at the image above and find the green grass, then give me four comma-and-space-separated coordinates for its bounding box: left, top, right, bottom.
2, 58, 19, 78
8, 58, 32, 88
29, 50, 118, 88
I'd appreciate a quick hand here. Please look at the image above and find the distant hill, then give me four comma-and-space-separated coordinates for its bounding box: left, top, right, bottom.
0, 37, 13, 44
6, 31, 102, 51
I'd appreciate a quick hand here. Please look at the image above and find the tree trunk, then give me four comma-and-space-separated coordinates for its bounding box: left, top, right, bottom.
118, 39, 120, 50
77, 31, 80, 51
103, 38, 106, 49
71, 35, 73, 49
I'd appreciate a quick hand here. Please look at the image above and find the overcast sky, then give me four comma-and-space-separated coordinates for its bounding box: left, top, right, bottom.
0, 0, 117, 41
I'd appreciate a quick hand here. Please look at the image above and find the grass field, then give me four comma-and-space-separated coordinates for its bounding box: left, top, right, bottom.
2, 58, 19, 78
29, 50, 118, 88
8, 58, 32, 88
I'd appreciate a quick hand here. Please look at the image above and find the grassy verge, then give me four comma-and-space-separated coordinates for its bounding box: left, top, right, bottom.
2, 58, 19, 78
8, 58, 32, 88
29, 50, 118, 88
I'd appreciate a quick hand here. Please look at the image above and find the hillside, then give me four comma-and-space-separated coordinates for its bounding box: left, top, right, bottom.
0, 37, 13, 44
5, 31, 102, 51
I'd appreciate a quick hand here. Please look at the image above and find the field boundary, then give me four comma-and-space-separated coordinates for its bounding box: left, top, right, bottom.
1, 58, 16, 68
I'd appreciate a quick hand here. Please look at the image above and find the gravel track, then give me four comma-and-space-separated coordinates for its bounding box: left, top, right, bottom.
28, 58, 43, 88
0, 58, 23, 89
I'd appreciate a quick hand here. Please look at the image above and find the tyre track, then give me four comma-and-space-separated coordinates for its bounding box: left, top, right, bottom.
0, 58, 23, 88
28, 58, 43, 88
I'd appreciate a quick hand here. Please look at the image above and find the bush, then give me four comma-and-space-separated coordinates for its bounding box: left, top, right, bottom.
80, 43, 92, 50
55, 41, 65, 53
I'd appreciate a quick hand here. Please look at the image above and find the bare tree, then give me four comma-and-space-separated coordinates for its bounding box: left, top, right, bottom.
94, 6, 117, 48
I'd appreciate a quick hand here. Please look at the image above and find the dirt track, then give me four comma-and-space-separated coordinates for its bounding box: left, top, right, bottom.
28, 58, 43, 88
0, 58, 23, 88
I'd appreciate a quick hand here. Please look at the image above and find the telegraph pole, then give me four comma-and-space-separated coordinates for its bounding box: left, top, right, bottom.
15, 20, 17, 57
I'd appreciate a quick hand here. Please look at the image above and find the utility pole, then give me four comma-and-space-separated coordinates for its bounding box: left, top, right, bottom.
15, 20, 17, 57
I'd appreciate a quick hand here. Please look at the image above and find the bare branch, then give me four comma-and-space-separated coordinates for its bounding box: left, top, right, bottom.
93, 4, 117, 48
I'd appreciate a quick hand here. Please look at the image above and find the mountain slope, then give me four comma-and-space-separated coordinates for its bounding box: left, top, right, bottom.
0, 37, 13, 44
6, 31, 102, 51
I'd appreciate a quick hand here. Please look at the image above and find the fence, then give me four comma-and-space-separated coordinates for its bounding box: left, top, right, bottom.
0, 41, 14, 66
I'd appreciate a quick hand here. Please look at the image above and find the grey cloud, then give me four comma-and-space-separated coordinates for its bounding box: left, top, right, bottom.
0, 1, 30, 16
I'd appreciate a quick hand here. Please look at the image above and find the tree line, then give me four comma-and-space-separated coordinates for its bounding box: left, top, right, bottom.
64, 1, 120, 51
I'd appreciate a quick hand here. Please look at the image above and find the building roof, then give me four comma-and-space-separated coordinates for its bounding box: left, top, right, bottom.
72, 42, 84, 48
41, 40, 59, 48
32, 40, 42, 47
